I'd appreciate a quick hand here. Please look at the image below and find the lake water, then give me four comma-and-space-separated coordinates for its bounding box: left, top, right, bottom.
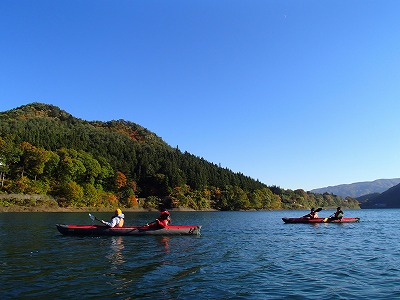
1, 209, 400, 299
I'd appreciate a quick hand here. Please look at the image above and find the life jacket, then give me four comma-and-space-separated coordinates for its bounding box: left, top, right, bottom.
334, 211, 343, 218
156, 218, 169, 228
305, 211, 318, 219
116, 217, 124, 227
158, 211, 171, 226
114, 214, 125, 227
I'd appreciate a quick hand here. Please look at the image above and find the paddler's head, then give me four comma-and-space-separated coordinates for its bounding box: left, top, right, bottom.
160, 210, 170, 220
115, 208, 122, 215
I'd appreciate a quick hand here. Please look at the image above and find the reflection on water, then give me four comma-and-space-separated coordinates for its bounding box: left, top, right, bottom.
159, 236, 170, 253
107, 236, 125, 267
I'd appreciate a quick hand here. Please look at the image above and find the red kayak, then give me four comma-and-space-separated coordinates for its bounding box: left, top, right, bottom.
282, 217, 360, 224
56, 224, 201, 236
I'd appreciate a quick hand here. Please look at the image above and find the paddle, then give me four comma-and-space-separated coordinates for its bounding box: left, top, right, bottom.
324, 210, 344, 222
323, 215, 333, 223
302, 207, 322, 218
89, 213, 102, 223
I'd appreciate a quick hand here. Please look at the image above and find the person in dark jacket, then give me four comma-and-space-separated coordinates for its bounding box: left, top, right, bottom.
331, 207, 344, 220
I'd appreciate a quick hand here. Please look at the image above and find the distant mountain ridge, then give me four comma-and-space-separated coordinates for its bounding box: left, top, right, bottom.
311, 178, 400, 198
359, 183, 400, 208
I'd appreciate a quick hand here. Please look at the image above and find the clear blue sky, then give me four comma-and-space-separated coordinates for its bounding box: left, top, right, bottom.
1, 0, 399, 191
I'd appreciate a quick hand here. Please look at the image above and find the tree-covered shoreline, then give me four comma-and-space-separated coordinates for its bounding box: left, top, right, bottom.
0, 103, 359, 211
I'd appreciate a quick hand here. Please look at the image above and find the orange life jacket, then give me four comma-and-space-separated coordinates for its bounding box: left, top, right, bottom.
116, 218, 124, 227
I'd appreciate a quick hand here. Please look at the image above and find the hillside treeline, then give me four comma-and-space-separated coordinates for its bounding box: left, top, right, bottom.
0, 103, 359, 210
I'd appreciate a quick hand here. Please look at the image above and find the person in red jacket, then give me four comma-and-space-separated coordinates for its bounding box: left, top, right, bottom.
157, 210, 171, 227
146, 210, 171, 228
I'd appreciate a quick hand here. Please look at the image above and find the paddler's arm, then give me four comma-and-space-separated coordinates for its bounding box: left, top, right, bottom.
145, 219, 158, 226
101, 217, 118, 227
146, 219, 165, 228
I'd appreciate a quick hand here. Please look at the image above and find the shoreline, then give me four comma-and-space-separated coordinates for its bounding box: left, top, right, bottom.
0, 205, 217, 213
0, 194, 218, 213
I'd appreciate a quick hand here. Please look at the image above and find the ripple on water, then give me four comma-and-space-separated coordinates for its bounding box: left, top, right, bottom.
2, 210, 400, 299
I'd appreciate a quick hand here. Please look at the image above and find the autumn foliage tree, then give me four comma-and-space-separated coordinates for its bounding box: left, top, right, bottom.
115, 171, 127, 189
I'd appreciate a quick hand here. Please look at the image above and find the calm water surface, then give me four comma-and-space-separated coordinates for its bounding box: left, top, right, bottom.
1, 209, 400, 299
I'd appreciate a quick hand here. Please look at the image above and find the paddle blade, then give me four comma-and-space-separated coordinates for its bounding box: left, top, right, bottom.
316, 208, 323, 212
89, 213, 95, 221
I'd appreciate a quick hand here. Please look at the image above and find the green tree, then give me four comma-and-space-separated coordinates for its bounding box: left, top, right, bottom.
59, 181, 84, 207
77, 150, 101, 184
83, 183, 100, 206
251, 188, 279, 209
0, 136, 22, 186
97, 156, 114, 188
57, 148, 86, 183
20, 142, 51, 180
43, 151, 60, 177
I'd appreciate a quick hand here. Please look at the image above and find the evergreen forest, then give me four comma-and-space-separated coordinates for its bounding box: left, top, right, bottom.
0, 103, 360, 210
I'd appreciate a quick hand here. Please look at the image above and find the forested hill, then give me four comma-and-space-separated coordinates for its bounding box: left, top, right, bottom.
0, 103, 359, 211
359, 183, 400, 208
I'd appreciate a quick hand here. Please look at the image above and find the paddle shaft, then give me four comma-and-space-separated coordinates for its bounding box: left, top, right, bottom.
89, 213, 103, 223
303, 207, 323, 218
323, 213, 338, 223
